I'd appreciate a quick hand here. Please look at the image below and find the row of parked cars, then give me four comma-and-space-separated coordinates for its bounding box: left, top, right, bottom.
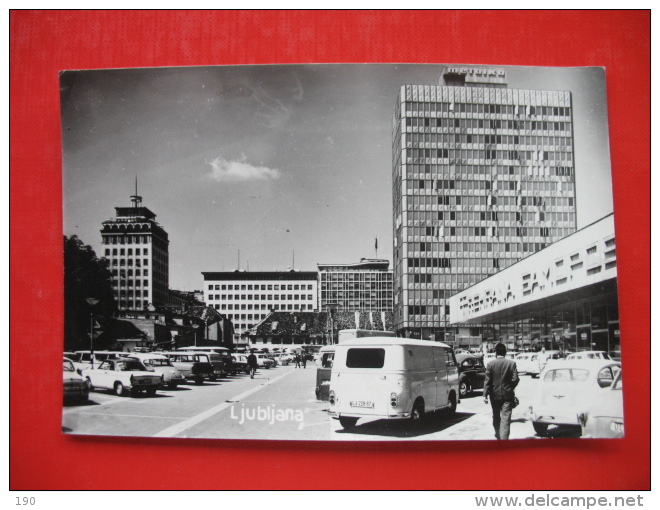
62, 347, 282, 403
430, 349, 623, 438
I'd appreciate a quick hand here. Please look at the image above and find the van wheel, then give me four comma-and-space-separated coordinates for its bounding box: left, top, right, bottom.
447, 392, 457, 416
459, 379, 469, 398
410, 400, 425, 425
533, 422, 549, 437
339, 417, 358, 429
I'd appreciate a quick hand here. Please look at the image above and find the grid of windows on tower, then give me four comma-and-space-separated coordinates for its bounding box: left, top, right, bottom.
392, 86, 577, 332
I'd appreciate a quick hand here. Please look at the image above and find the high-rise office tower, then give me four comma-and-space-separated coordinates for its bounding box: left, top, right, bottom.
392, 66, 577, 341
100, 183, 169, 310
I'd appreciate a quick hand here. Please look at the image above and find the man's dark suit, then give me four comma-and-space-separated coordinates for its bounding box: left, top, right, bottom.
484, 356, 519, 440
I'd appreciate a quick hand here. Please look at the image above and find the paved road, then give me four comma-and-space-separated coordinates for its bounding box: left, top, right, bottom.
63, 364, 580, 441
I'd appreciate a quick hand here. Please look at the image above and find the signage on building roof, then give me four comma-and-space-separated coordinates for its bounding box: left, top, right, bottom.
444, 67, 507, 85
446, 67, 505, 77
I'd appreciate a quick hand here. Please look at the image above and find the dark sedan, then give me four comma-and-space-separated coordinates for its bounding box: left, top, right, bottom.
456, 353, 486, 398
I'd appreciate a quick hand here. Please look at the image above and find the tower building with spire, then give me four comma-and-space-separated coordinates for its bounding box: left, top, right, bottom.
100, 180, 169, 310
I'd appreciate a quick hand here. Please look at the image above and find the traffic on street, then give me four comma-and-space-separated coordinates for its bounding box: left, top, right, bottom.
63, 343, 622, 441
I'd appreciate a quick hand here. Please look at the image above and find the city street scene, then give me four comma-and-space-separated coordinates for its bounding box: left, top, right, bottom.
61, 64, 622, 441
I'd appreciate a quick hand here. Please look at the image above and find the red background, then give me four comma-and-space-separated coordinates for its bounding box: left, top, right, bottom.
10, 11, 650, 490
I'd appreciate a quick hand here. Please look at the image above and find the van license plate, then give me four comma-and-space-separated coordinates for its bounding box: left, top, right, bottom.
350, 401, 374, 408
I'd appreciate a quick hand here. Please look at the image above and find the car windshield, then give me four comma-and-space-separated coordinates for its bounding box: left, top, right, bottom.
346, 348, 386, 368
117, 360, 146, 372
146, 358, 172, 367
543, 368, 589, 382
63, 360, 75, 372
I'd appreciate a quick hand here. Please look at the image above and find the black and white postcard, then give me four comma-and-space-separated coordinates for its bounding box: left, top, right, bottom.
61, 64, 622, 441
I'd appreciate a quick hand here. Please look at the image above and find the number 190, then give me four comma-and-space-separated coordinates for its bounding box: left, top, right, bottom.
16, 497, 36, 506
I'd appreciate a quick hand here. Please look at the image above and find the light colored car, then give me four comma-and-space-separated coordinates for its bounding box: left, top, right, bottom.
127, 353, 186, 389
565, 351, 612, 361
578, 369, 624, 438
514, 353, 533, 374
255, 354, 275, 369
63, 357, 90, 404
82, 358, 162, 397
528, 359, 621, 437
527, 350, 564, 378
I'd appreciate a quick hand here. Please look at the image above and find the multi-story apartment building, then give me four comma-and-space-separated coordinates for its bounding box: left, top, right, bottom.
201, 271, 318, 339
392, 66, 577, 342
101, 188, 169, 311
317, 259, 393, 312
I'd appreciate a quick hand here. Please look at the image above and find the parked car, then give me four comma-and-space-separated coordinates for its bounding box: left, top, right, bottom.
528, 359, 621, 437
565, 350, 612, 361
177, 347, 233, 377
255, 354, 275, 369
527, 350, 564, 378
126, 353, 186, 389
514, 353, 534, 374
63, 357, 90, 404
456, 353, 486, 398
160, 352, 214, 385
74, 350, 128, 370
231, 353, 250, 374
315, 345, 335, 401
82, 358, 162, 397
578, 369, 624, 438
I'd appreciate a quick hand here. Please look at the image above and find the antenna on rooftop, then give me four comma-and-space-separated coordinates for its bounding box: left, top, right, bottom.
130, 175, 142, 207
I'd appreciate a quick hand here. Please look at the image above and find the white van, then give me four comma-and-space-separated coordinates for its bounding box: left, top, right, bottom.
329, 337, 459, 429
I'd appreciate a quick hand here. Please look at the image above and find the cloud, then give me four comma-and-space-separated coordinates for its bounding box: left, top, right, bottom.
207, 154, 281, 182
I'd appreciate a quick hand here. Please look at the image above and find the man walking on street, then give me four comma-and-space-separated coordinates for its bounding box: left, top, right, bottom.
247, 350, 258, 379
483, 343, 519, 440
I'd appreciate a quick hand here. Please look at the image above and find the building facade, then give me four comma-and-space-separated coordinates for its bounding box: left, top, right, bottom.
448, 214, 618, 356
392, 66, 577, 341
202, 271, 319, 339
317, 259, 393, 312
101, 189, 169, 311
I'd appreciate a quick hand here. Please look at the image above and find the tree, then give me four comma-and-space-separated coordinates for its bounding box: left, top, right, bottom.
64, 235, 116, 351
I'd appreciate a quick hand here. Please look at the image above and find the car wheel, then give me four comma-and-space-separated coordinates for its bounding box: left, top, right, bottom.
209, 376, 217, 382
533, 421, 549, 437
145, 387, 157, 397
410, 399, 425, 426
339, 416, 358, 429
114, 381, 125, 397
195, 377, 204, 385
459, 379, 469, 398
168, 382, 178, 390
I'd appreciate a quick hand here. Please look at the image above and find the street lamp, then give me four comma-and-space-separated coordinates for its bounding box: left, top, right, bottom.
191, 323, 200, 347
85, 298, 99, 369
326, 303, 339, 345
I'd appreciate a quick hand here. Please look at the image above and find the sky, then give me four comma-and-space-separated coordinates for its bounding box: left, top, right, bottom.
61, 64, 613, 291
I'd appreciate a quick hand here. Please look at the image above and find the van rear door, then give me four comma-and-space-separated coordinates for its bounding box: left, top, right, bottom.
334, 346, 398, 417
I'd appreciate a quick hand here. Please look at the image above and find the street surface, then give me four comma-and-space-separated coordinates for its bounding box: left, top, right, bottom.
63, 364, 580, 441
